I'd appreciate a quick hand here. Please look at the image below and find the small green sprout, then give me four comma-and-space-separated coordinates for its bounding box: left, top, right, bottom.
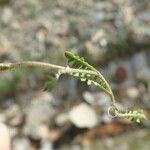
0, 51, 147, 123
108, 106, 147, 123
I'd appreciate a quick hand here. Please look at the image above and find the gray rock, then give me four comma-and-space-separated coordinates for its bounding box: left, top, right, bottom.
12, 137, 31, 150
40, 139, 53, 150
24, 92, 55, 138
1, 7, 13, 25
126, 86, 140, 100
55, 112, 69, 126
83, 91, 111, 106
131, 10, 150, 45
131, 51, 150, 80
69, 103, 98, 128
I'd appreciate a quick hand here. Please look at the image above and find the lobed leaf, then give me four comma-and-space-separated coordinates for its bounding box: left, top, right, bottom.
65, 51, 112, 95
118, 110, 147, 123
65, 51, 97, 72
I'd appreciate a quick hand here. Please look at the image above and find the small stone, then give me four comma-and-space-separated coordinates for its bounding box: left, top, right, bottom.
11, 21, 21, 30
4, 104, 23, 127
131, 51, 150, 80
83, 91, 111, 106
24, 92, 55, 138
101, 113, 112, 123
100, 38, 107, 47
126, 86, 140, 100
92, 29, 106, 43
83, 91, 95, 105
38, 125, 50, 139
55, 113, 69, 126
13, 137, 31, 150
69, 103, 98, 128
0, 114, 5, 122
0, 37, 12, 57
113, 66, 127, 84
40, 139, 53, 150
9, 127, 18, 137
85, 41, 96, 54
1, 7, 13, 24
96, 92, 111, 106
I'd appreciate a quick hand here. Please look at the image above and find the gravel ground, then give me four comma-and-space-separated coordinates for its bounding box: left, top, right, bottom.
0, 0, 150, 150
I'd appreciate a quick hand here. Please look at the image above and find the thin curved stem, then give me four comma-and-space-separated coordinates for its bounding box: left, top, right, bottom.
0, 61, 116, 105
1, 61, 146, 122
0, 61, 64, 70
0, 61, 101, 76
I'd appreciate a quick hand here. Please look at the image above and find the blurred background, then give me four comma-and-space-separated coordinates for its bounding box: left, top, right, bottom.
0, 0, 150, 150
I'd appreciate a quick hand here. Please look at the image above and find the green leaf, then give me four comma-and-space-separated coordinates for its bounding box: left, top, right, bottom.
65, 51, 97, 72
118, 110, 147, 123
65, 51, 112, 95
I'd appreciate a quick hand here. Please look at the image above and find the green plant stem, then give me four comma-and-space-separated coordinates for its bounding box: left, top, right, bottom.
0, 61, 146, 122
0, 61, 64, 70
0, 61, 101, 75
0, 61, 115, 105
